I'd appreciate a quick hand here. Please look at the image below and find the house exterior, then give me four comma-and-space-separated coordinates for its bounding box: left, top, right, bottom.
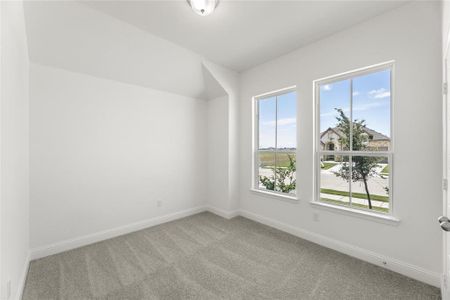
320, 127, 390, 152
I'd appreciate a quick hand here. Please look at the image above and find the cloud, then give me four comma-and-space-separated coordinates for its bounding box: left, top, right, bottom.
374, 92, 390, 99
322, 84, 332, 91
277, 118, 296, 126
264, 118, 296, 127
320, 107, 349, 118
353, 102, 387, 112
320, 101, 388, 118
352, 91, 360, 96
368, 88, 390, 99
368, 88, 384, 95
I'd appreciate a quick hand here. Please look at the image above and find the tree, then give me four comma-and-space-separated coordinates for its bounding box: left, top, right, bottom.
333, 108, 380, 209
260, 154, 296, 193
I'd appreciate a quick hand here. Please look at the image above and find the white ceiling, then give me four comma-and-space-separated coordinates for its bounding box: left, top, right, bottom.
85, 0, 408, 72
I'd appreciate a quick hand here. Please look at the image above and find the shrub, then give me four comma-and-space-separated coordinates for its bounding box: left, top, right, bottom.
259, 154, 296, 193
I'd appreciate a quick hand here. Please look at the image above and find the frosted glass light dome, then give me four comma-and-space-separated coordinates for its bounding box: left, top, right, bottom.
187, 0, 219, 16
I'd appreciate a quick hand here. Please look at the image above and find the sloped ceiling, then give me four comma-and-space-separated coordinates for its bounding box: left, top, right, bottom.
24, 1, 408, 99
84, 0, 408, 72
24, 1, 212, 99
200, 65, 227, 100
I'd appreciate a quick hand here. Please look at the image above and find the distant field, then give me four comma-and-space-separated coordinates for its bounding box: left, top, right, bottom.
258, 151, 296, 168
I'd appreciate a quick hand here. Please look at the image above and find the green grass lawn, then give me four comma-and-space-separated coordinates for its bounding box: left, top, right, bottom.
320, 198, 389, 213
381, 164, 389, 175
321, 162, 338, 170
320, 188, 389, 202
258, 151, 295, 168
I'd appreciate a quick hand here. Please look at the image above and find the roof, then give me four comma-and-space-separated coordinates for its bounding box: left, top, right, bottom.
321, 127, 390, 141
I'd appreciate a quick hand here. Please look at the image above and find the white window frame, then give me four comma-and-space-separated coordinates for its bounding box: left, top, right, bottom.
252, 86, 298, 201
313, 61, 396, 218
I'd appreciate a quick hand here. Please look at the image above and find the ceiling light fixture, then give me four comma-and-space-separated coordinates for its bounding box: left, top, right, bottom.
187, 0, 219, 16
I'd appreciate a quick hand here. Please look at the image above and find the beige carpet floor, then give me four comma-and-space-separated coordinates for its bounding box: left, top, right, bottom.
23, 212, 440, 299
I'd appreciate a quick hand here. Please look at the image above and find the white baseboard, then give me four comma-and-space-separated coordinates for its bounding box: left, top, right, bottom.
15, 252, 30, 300
441, 274, 447, 300
206, 206, 239, 219
239, 209, 441, 288
30, 206, 207, 260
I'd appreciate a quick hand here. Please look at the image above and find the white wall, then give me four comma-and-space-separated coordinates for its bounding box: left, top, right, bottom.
0, 1, 30, 299
207, 96, 229, 212
203, 61, 240, 212
29, 63, 207, 251
239, 1, 442, 284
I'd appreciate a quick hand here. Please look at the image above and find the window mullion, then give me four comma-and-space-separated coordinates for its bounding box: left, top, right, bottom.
274, 95, 278, 191
349, 78, 353, 152
349, 79, 353, 208
255, 101, 259, 188
349, 155, 353, 208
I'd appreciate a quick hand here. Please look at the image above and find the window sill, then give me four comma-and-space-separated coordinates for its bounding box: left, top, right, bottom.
310, 201, 400, 225
250, 188, 300, 203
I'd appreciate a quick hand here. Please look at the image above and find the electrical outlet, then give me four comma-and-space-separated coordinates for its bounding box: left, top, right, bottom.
157, 200, 162, 208
313, 213, 320, 222
6, 280, 11, 299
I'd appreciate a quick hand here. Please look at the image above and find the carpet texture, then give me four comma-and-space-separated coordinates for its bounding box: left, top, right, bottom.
23, 212, 440, 299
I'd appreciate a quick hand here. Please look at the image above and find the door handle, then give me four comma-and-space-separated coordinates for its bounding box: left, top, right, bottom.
441, 222, 450, 231
439, 216, 450, 231
439, 216, 450, 223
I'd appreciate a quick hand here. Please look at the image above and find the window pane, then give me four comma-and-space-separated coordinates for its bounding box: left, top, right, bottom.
320, 80, 351, 151
275, 151, 296, 195
352, 69, 391, 151
258, 151, 275, 191
258, 97, 276, 150
276, 91, 297, 150
350, 156, 390, 213
320, 155, 350, 207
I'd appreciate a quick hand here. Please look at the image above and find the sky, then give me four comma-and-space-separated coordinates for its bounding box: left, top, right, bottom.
259, 91, 296, 149
320, 69, 391, 137
258, 69, 391, 150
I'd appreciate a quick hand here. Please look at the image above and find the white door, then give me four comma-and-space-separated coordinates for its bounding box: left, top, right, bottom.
442, 46, 450, 300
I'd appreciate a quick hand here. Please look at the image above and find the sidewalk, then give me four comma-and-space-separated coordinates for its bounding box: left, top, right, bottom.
320, 192, 389, 209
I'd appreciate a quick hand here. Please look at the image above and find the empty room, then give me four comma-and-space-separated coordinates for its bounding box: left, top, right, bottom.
1, 0, 449, 299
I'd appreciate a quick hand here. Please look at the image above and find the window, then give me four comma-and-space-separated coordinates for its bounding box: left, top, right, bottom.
254, 88, 297, 197
315, 62, 393, 214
